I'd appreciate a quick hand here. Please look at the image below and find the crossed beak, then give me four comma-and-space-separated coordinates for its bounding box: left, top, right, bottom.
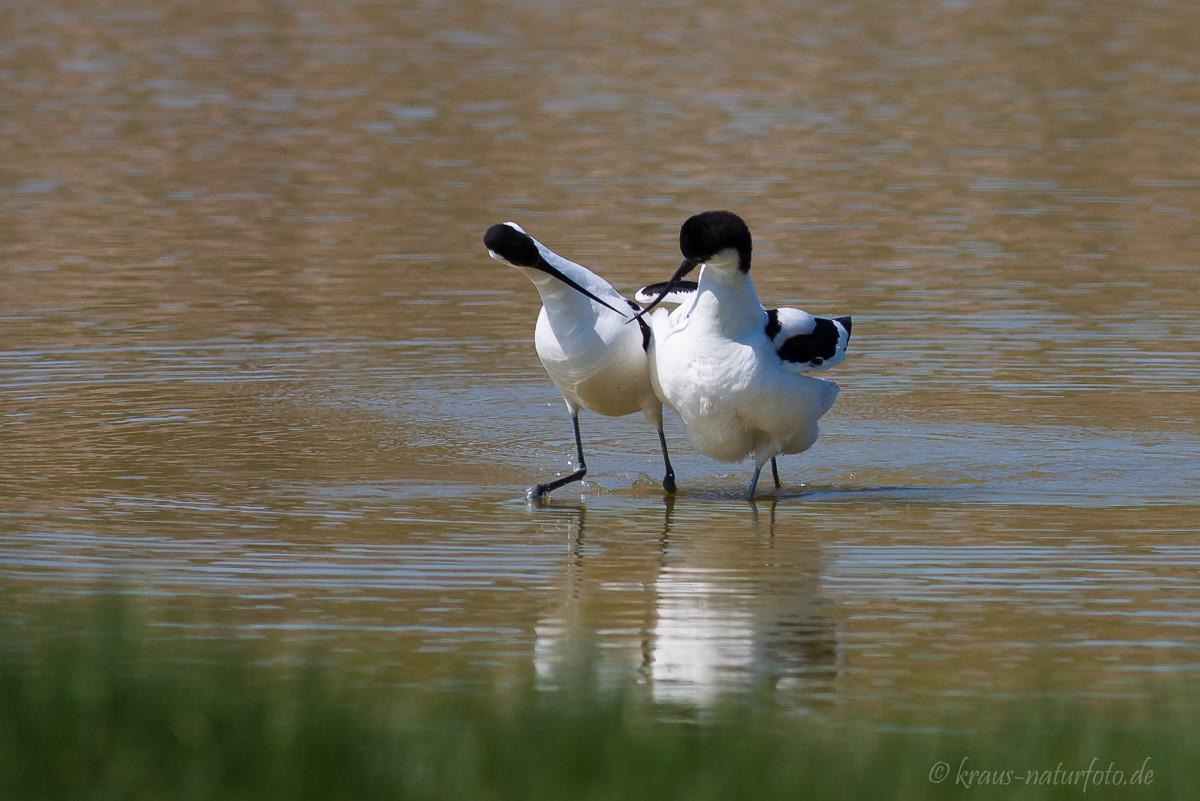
630, 257, 701, 323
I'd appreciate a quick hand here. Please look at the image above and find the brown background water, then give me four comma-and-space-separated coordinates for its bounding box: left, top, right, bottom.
2, 0, 1198, 712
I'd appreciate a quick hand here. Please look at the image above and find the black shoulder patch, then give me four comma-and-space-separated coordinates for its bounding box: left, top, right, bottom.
764, 308, 781, 340
627, 298, 651, 351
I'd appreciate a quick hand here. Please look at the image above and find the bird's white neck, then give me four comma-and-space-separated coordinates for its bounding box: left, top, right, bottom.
688, 261, 765, 338
519, 260, 628, 326
519, 267, 595, 315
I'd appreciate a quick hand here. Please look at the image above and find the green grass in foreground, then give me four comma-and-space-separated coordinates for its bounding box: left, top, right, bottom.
1, 603, 1195, 800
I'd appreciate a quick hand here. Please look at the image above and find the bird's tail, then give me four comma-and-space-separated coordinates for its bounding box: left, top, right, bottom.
820, 379, 840, 415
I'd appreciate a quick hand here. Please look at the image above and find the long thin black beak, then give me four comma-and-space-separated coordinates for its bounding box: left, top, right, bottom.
535, 256, 628, 317
630, 258, 700, 324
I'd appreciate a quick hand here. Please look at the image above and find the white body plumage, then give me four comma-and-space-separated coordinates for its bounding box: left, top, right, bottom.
485, 222, 675, 499
638, 211, 848, 496
648, 258, 839, 467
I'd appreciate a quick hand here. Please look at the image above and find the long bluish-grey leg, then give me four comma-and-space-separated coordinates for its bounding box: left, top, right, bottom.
748, 464, 763, 499
657, 427, 677, 493
528, 412, 588, 503
770, 457, 781, 489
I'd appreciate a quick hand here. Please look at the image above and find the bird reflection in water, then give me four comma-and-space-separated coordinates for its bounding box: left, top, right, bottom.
532, 497, 839, 707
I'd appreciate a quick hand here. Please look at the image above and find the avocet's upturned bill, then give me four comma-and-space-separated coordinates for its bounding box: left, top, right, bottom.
484, 221, 677, 502
636, 210, 852, 498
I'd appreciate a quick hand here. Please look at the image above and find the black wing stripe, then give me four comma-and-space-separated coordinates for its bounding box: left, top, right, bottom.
776, 317, 840, 365
638, 279, 699, 298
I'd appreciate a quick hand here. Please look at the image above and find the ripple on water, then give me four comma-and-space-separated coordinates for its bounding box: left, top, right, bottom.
3, 0, 1200, 717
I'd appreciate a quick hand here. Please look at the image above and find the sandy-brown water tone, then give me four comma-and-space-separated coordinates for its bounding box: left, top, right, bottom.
3, 0, 1198, 712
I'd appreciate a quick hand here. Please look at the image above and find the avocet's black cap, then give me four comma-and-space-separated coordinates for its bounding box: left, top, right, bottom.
483, 222, 628, 317
679, 210, 752, 270
484, 222, 540, 268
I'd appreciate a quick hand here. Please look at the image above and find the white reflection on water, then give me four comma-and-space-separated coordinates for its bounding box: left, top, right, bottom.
532, 497, 1200, 708
534, 501, 839, 707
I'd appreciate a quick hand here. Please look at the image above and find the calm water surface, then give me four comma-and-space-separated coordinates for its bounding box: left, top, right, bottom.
3, 0, 1199, 715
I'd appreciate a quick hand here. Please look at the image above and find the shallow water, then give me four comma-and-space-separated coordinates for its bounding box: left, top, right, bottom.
3, 0, 1199, 713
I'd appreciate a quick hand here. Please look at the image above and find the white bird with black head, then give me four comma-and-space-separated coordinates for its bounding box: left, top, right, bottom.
634, 210, 851, 498
484, 222, 676, 502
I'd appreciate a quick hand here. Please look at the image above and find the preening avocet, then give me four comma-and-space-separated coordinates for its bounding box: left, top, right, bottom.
634, 210, 851, 498
484, 221, 677, 502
